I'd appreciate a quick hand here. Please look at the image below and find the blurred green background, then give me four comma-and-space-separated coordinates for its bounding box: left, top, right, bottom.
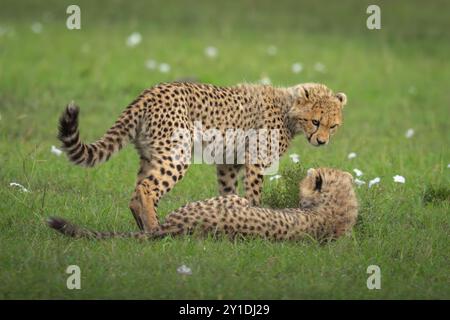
0, 0, 449, 299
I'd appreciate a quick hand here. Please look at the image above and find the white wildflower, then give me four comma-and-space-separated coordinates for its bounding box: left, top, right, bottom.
353, 168, 363, 177
405, 128, 414, 138
347, 152, 357, 160
354, 178, 366, 187
289, 153, 300, 163
266, 45, 278, 56
259, 76, 271, 85
291, 62, 303, 74
31, 22, 43, 34
204, 46, 218, 58
51, 145, 63, 156
314, 62, 326, 73
10, 182, 30, 193
368, 177, 381, 188
158, 63, 171, 73
126, 32, 142, 47
177, 265, 192, 275
448, 164, 450, 168
269, 174, 282, 181
393, 175, 405, 184
145, 59, 158, 70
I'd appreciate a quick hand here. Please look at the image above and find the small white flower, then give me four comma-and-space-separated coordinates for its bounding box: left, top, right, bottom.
314, 62, 326, 73
347, 152, 357, 160
405, 128, 414, 138
353, 168, 363, 177
393, 175, 406, 184
259, 76, 271, 85
269, 174, 282, 181
10, 182, 29, 193
31, 22, 43, 34
447, 164, 450, 168
158, 63, 171, 73
126, 32, 142, 47
289, 153, 300, 163
177, 264, 192, 275
291, 62, 303, 74
204, 46, 218, 58
354, 178, 366, 187
145, 59, 158, 70
51, 145, 63, 156
368, 177, 381, 188
266, 45, 278, 56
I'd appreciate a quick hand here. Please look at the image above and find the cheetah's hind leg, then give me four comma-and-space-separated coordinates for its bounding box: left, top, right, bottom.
129, 184, 160, 232
129, 149, 192, 231
129, 192, 145, 231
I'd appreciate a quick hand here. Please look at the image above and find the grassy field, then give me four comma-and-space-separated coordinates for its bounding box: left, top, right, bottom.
0, 0, 449, 299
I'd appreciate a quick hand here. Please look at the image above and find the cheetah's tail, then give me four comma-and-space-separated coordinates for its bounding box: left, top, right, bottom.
57, 100, 141, 167
46, 217, 162, 240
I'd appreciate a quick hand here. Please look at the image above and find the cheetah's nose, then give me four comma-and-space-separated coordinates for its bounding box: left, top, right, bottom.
317, 139, 326, 145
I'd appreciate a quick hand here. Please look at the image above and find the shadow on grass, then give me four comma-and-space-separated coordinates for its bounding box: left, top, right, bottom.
262, 163, 306, 209
422, 185, 450, 205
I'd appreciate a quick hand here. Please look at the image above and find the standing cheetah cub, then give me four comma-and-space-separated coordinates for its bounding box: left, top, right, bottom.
48, 168, 358, 242
58, 82, 347, 232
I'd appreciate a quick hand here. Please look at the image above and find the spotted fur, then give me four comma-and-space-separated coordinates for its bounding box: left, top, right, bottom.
48, 168, 357, 242
57, 82, 347, 232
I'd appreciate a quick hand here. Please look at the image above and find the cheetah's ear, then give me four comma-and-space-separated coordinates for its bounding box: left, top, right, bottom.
290, 83, 316, 102
299, 86, 310, 100
336, 92, 347, 107
298, 83, 319, 100
307, 168, 317, 177
307, 168, 322, 191
344, 172, 354, 183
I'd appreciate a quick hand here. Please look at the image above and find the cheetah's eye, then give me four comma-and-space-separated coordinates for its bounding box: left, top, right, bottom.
312, 120, 320, 126
330, 124, 338, 129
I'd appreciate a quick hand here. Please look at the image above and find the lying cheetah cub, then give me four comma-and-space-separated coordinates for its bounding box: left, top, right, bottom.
58, 81, 347, 232
47, 168, 358, 242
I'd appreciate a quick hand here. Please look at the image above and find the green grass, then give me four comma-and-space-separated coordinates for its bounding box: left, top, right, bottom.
0, 0, 449, 299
